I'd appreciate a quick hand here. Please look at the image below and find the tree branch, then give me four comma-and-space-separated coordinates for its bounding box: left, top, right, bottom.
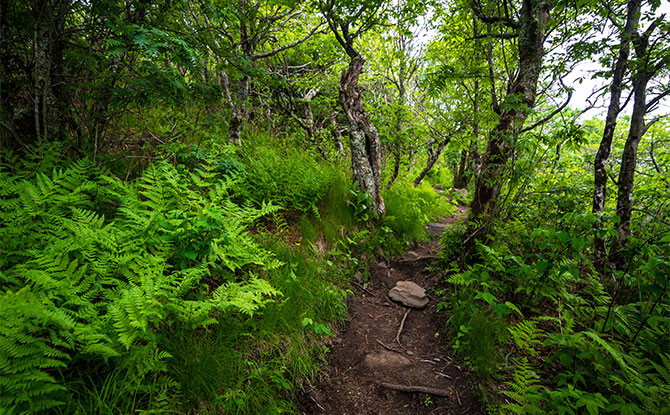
520, 80, 573, 133
253, 23, 326, 60
469, 32, 518, 40
471, 3, 520, 29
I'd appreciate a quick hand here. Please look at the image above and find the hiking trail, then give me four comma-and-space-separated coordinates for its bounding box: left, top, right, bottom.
300, 206, 482, 415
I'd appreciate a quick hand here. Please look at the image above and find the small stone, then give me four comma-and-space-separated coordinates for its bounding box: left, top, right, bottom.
406, 350, 415, 356
427, 222, 448, 236
372, 262, 392, 287
388, 281, 429, 309
308, 389, 326, 404
364, 350, 412, 370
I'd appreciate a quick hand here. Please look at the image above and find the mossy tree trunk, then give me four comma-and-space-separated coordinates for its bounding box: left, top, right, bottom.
340, 55, 385, 215
466, 0, 551, 247
592, 0, 641, 272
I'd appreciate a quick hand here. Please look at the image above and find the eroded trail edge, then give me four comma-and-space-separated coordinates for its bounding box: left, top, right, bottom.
301, 207, 481, 415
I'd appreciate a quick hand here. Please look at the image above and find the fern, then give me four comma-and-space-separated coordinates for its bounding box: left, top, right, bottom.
500, 357, 544, 415
0, 289, 74, 413
509, 319, 545, 355
0, 159, 285, 413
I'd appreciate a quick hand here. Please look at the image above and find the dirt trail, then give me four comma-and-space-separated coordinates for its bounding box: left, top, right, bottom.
301, 206, 481, 415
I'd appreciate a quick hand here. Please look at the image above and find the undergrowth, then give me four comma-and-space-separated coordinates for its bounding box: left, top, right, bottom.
0, 154, 348, 414
439, 202, 670, 414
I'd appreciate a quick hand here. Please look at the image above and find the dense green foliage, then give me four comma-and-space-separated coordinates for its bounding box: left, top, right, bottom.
0, 153, 346, 414
1, 0, 669, 413
439, 120, 670, 414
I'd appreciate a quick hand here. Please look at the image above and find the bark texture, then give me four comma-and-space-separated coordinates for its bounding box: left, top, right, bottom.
592, 0, 641, 271
468, 0, 551, 237
340, 56, 385, 215
611, 23, 664, 266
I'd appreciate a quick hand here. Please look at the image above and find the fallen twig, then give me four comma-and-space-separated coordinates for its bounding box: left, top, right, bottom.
398, 254, 440, 262
376, 339, 403, 353
455, 386, 462, 406
396, 309, 411, 346
352, 281, 376, 297
378, 382, 451, 398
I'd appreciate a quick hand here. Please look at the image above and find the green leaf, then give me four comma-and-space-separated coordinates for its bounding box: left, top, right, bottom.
474, 290, 497, 305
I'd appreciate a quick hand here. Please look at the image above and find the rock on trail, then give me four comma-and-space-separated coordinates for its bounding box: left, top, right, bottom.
388, 281, 429, 309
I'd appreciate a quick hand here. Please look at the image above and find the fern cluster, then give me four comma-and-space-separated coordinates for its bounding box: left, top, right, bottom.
440, 210, 670, 414
0, 159, 282, 413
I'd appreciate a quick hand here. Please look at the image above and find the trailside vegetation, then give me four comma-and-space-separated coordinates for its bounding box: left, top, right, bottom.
1, 0, 668, 414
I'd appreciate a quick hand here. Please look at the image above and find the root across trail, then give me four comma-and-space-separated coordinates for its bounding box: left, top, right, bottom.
300, 206, 481, 414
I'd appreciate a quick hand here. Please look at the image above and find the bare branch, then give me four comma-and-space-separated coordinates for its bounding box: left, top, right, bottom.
471, 3, 520, 29
643, 113, 669, 134
645, 87, 670, 112
520, 79, 573, 133
253, 23, 326, 60
469, 32, 518, 40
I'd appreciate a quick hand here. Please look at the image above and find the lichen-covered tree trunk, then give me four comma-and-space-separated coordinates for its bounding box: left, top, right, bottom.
340, 55, 385, 215
467, 0, 550, 242
612, 67, 653, 267
592, 0, 641, 272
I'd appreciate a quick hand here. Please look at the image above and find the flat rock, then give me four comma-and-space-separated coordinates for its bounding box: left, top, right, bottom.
388, 281, 429, 308
363, 350, 411, 370
427, 222, 448, 236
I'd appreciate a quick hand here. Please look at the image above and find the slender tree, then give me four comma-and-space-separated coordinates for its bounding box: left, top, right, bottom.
592, 0, 642, 272
466, 0, 552, 247
612, 13, 670, 266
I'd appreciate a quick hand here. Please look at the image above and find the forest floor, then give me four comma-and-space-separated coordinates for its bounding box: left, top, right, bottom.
300, 205, 482, 415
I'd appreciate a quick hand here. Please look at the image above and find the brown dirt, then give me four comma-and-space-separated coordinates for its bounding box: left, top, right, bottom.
300, 208, 482, 415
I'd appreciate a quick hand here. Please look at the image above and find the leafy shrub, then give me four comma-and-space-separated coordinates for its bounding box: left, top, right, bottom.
383, 181, 455, 244
236, 145, 339, 213
439, 210, 670, 414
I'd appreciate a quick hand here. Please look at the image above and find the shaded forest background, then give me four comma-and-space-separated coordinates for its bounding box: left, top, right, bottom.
0, 0, 669, 414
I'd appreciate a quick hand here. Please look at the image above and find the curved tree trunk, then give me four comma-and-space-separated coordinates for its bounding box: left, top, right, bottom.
340, 56, 385, 215
414, 135, 450, 186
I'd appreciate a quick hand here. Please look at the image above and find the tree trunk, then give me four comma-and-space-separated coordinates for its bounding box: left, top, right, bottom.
413, 136, 450, 186
611, 44, 657, 267
467, 0, 550, 243
453, 149, 469, 188
615, 78, 647, 248
387, 49, 408, 189
329, 112, 344, 154
340, 56, 385, 215
32, 0, 67, 142
386, 149, 401, 188
592, 0, 641, 272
